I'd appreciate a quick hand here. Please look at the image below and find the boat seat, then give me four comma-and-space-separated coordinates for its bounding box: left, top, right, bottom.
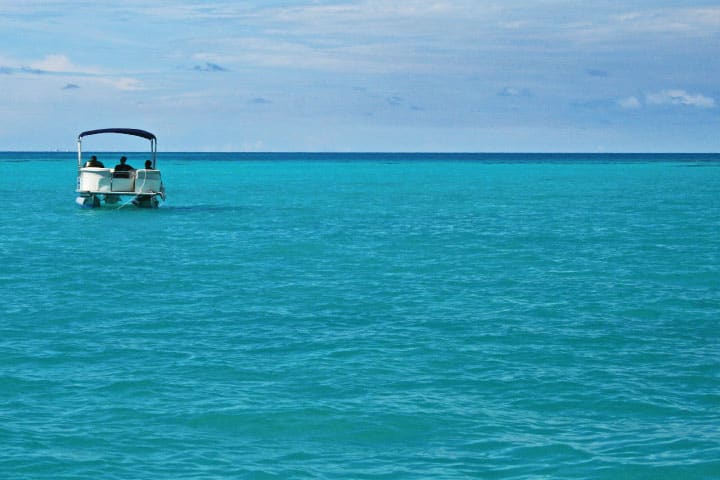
78, 168, 112, 192
111, 177, 135, 192
135, 169, 162, 193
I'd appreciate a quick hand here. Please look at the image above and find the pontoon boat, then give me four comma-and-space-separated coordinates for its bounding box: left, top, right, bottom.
75, 128, 165, 208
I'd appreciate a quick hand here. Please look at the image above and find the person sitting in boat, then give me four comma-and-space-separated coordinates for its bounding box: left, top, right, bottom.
113, 156, 135, 178
144, 160, 154, 169
84, 155, 104, 168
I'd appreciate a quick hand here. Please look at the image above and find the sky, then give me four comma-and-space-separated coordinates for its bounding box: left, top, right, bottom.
0, 0, 718, 152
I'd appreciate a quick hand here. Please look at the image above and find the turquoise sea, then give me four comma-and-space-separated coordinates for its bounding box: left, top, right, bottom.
1, 152, 718, 479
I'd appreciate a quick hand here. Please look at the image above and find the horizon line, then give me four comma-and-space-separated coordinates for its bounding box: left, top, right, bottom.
2, 150, 719, 155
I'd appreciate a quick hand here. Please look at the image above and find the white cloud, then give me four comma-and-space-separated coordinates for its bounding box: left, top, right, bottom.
179, 1, 493, 75
498, 87, 531, 97
268, 1, 461, 22
8, 54, 142, 90
615, 7, 720, 33
618, 96, 641, 109
99, 77, 143, 91
0, 53, 114, 79
29, 54, 75, 73
646, 89, 715, 108
550, 6, 720, 46
134, 0, 469, 23
617, 91, 715, 109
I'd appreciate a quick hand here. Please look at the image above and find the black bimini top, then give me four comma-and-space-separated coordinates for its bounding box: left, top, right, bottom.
78, 128, 156, 141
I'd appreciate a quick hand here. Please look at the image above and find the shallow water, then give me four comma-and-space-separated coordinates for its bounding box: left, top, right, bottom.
1, 153, 719, 478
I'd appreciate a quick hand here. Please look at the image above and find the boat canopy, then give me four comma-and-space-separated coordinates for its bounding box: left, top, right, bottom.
77, 127, 157, 169
78, 128, 156, 141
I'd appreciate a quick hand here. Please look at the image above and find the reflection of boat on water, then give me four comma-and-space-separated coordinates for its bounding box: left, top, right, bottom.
75, 128, 166, 208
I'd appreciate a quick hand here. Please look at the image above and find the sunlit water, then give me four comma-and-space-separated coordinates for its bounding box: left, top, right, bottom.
1, 153, 718, 479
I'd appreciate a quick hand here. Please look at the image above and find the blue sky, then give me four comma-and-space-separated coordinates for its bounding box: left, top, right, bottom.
0, 1, 718, 152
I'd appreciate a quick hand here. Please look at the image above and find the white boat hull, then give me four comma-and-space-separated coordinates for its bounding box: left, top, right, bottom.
76, 168, 164, 208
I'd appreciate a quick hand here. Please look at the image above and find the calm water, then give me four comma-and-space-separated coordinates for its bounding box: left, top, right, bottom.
1, 153, 718, 479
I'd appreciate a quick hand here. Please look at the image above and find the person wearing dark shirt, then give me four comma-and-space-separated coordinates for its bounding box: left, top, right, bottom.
113, 156, 135, 178
84, 155, 104, 168
144, 160, 154, 169
114, 156, 134, 171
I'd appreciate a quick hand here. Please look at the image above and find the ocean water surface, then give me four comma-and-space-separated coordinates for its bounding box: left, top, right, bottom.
0, 152, 718, 479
